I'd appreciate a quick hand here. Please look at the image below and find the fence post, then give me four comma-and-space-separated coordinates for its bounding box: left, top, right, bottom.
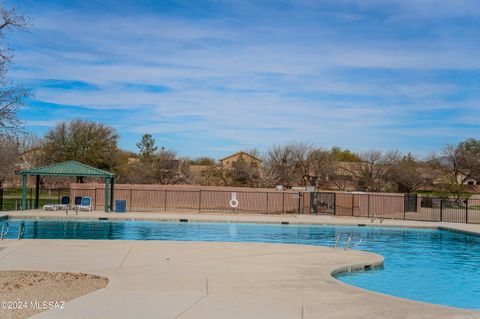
266, 192, 269, 213
333, 193, 336, 215
465, 198, 469, 224
440, 198, 443, 222
282, 192, 285, 214
351, 194, 355, 216
297, 192, 302, 214
94, 189, 97, 210
129, 189, 133, 212
367, 194, 370, 218
198, 190, 202, 212
164, 190, 168, 211
0, 188, 3, 211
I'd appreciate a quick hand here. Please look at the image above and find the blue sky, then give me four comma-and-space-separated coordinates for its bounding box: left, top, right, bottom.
8, 0, 480, 159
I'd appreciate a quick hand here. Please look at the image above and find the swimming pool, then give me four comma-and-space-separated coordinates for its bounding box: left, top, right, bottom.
2, 219, 480, 309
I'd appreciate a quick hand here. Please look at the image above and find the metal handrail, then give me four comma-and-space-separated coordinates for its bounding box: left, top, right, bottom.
333, 232, 351, 249
333, 232, 363, 250
17, 223, 25, 240
348, 233, 363, 248
370, 217, 384, 223
0, 223, 9, 240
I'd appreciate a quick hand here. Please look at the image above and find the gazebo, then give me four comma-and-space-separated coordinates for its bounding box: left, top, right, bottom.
19, 161, 116, 212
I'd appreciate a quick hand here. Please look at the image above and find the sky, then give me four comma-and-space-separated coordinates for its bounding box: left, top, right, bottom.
6, 0, 480, 159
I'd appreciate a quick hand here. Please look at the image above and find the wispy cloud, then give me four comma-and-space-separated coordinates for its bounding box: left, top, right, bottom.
9, 0, 480, 158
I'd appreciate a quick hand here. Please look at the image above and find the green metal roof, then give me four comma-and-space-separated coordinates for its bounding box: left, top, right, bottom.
19, 161, 115, 177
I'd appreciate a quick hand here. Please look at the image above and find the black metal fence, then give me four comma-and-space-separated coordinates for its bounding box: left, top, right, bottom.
0, 188, 70, 211
335, 192, 480, 224
1, 187, 479, 224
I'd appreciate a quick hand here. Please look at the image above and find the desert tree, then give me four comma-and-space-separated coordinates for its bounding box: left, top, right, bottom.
0, 5, 30, 137
41, 119, 120, 172
330, 146, 361, 162
390, 153, 424, 193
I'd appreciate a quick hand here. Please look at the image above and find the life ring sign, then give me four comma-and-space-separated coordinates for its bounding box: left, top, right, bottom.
229, 192, 239, 208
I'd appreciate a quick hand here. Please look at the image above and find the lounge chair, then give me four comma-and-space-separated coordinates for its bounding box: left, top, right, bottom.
57, 196, 70, 210
72, 196, 82, 209
77, 197, 92, 212
43, 203, 58, 211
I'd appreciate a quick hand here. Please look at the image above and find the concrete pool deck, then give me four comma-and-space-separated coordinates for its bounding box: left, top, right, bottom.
1, 211, 480, 318
0, 240, 478, 319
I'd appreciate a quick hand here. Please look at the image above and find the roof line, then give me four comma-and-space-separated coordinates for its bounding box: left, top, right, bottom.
19, 160, 115, 177
219, 151, 263, 163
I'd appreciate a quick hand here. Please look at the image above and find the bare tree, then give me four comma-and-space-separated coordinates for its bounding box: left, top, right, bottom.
290, 143, 335, 187
345, 150, 401, 192
0, 5, 30, 137
229, 157, 262, 187
152, 150, 191, 185
263, 144, 296, 187
200, 164, 231, 186
18, 133, 42, 169
290, 142, 313, 186
430, 139, 480, 199
0, 135, 19, 187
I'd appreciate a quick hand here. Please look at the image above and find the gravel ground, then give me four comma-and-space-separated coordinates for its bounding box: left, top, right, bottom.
0, 271, 108, 319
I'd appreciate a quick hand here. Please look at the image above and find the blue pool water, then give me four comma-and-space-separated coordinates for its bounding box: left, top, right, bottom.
2, 219, 480, 309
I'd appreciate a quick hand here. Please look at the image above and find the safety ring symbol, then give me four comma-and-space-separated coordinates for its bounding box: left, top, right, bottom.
229, 199, 239, 208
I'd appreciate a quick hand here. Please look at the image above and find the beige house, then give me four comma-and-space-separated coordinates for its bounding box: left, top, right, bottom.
219, 151, 263, 168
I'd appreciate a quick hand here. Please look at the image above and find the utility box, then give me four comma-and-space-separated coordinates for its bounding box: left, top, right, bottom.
115, 200, 127, 213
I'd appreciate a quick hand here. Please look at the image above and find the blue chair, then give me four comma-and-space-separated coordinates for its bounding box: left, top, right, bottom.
57, 196, 70, 210
74, 196, 82, 207
77, 197, 92, 212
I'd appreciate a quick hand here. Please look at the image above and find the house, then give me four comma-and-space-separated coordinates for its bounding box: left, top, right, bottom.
219, 151, 263, 168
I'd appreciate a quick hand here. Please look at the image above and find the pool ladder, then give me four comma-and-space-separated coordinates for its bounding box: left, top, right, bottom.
333, 232, 362, 250
17, 223, 25, 240
0, 223, 9, 240
1, 223, 26, 240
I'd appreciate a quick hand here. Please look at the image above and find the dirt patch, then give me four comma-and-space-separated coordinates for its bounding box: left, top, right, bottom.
0, 271, 108, 319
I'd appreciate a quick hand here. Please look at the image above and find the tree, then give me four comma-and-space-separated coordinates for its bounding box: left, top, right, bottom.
136, 133, 157, 160
263, 144, 296, 187
390, 153, 424, 193
18, 133, 42, 169
0, 5, 29, 137
431, 138, 480, 198
41, 119, 120, 171
330, 146, 361, 162
152, 149, 189, 184
189, 157, 215, 166
0, 135, 19, 187
345, 150, 401, 192
229, 157, 262, 187
290, 143, 334, 187
128, 148, 191, 185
